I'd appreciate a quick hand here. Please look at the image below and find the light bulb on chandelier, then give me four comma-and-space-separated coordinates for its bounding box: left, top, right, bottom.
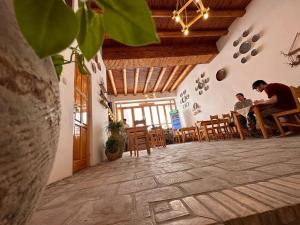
203, 11, 209, 20
183, 28, 189, 36
175, 15, 181, 23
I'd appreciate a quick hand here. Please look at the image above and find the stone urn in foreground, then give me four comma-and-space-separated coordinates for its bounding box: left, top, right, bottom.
0, 1, 61, 225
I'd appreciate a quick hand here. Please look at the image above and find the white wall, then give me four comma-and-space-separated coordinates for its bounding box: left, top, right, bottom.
48, 50, 108, 184
176, 0, 300, 126
48, 48, 74, 184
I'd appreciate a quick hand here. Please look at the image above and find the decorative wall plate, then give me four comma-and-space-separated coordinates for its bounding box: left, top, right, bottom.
233, 52, 239, 59
216, 69, 226, 81
91, 62, 96, 73
204, 86, 209, 91
242, 30, 249, 37
252, 34, 260, 42
233, 40, 239, 47
200, 73, 205, 78
251, 49, 258, 56
239, 41, 252, 54
241, 57, 247, 63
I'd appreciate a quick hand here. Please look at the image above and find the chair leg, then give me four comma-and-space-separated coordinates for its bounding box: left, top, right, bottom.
274, 115, 285, 136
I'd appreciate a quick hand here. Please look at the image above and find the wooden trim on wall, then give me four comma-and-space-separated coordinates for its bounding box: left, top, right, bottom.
123, 69, 127, 96
143, 67, 154, 94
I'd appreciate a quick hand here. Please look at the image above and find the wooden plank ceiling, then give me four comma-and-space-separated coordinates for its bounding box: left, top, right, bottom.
99, 0, 252, 96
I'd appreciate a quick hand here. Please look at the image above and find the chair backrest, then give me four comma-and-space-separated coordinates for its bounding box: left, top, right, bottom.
210, 115, 219, 120
290, 86, 300, 109
222, 114, 230, 119
134, 119, 146, 127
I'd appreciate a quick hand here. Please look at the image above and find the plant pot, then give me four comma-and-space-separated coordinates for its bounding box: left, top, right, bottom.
0, 1, 60, 225
105, 132, 125, 161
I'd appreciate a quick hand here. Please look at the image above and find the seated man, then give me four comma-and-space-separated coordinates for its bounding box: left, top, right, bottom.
234, 93, 257, 132
252, 80, 296, 132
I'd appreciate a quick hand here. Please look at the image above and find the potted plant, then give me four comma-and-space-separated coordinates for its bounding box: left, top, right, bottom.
105, 121, 125, 161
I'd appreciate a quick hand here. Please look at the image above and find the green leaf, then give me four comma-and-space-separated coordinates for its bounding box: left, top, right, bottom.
96, 0, 159, 46
51, 54, 64, 80
76, 53, 88, 75
14, 0, 78, 58
76, 8, 104, 60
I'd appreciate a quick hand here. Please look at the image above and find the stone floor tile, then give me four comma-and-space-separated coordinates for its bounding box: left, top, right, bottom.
155, 200, 189, 223
285, 158, 300, 165
187, 166, 227, 179
255, 163, 300, 176
153, 202, 170, 213
217, 170, 273, 185
135, 186, 184, 218
135, 168, 165, 179
180, 177, 232, 195
163, 217, 218, 225
118, 177, 157, 194
155, 171, 196, 185
162, 162, 194, 173
182, 196, 219, 221
215, 161, 260, 171
67, 195, 133, 225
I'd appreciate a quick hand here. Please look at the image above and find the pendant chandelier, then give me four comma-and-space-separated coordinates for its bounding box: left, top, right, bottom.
172, 0, 210, 35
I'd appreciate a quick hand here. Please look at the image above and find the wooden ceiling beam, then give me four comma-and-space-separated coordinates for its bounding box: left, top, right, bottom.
143, 67, 154, 94
105, 30, 227, 40
108, 70, 117, 96
153, 67, 166, 93
103, 43, 218, 62
134, 68, 139, 95
162, 66, 179, 92
122, 69, 127, 95
170, 65, 193, 92
151, 9, 246, 18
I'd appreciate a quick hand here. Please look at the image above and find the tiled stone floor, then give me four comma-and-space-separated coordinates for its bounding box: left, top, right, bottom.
30, 136, 300, 225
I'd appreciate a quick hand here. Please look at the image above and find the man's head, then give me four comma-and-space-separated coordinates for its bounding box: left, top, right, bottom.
235, 93, 245, 102
123, 118, 127, 123
252, 80, 267, 92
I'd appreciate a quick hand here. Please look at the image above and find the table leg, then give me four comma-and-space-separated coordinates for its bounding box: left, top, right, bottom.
203, 125, 210, 142
233, 113, 245, 140
253, 106, 269, 139
182, 131, 185, 143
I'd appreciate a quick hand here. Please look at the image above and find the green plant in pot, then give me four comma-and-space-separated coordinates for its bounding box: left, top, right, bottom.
105, 121, 125, 161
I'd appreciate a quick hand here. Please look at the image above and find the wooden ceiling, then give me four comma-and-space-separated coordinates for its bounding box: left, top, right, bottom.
100, 0, 252, 96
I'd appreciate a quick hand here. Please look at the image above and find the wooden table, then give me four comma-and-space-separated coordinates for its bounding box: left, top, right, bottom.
232, 105, 269, 140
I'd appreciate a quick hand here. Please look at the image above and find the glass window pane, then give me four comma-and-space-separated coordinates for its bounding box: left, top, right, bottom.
123, 109, 133, 127
151, 106, 159, 126
165, 105, 171, 123
134, 108, 143, 121
144, 107, 152, 126
117, 109, 122, 121
81, 99, 88, 124
158, 106, 166, 125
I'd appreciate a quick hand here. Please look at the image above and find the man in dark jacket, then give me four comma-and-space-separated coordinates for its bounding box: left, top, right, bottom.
252, 80, 296, 130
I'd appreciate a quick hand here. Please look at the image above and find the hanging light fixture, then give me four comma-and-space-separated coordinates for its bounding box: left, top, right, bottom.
172, 0, 210, 35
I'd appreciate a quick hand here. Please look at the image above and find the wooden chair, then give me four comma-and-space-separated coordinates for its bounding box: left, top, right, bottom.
134, 119, 146, 127
222, 114, 237, 138
154, 127, 166, 148
210, 115, 224, 140
173, 129, 182, 143
273, 86, 300, 136
127, 127, 150, 157
195, 121, 205, 142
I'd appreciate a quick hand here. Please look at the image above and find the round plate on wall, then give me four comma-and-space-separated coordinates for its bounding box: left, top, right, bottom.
239, 41, 252, 54
241, 57, 247, 63
233, 40, 239, 47
233, 52, 239, 59
251, 49, 258, 56
242, 30, 249, 37
216, 69, 226, 81
252, 34, 260, 42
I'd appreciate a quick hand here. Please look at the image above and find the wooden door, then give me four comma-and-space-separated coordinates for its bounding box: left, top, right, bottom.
73, 64, 89, 172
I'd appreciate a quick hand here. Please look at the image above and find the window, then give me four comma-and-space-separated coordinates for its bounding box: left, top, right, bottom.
115, 99, 176, 128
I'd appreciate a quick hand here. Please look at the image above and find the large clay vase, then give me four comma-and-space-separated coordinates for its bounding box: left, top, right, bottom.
0, 1, 61, 225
